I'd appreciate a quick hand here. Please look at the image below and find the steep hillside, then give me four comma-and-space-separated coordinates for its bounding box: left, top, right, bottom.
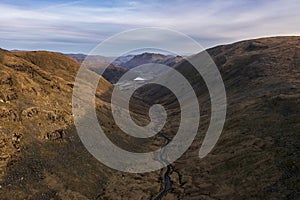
0, 50, 107, 199
137, 36, 300, 199
0, 50, 161, 199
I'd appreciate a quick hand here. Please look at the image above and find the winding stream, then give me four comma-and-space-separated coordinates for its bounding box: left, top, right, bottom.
153, 133, 172, 200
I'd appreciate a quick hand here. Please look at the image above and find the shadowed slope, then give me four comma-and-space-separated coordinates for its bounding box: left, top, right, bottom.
143, 36, 300, 199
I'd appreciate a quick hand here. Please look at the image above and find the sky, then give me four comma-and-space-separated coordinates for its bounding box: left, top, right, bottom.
0, 0, 300, 56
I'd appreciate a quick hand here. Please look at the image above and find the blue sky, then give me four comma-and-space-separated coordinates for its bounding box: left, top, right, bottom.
0, 0, 299, 55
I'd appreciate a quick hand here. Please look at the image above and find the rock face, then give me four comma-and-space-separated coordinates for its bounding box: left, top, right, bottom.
0, 36, 299, 199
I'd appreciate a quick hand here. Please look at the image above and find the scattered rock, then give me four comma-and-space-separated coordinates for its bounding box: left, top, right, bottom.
45, 129, 65, 142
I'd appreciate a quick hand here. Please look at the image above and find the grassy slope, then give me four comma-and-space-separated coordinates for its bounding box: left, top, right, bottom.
162, 36, 300, 199
0, 50, 161, 199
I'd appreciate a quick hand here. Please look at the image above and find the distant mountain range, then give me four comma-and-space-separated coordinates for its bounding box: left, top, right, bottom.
116, 52, 183, 69
66, 52, 183, 69
66, 53, 133, 66
0, 36, 299, 199
66, 52, 183, 83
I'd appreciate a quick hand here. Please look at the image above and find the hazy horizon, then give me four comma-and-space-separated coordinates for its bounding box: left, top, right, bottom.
5, 35, 300, 57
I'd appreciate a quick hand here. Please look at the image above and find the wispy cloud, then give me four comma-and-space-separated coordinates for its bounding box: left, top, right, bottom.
0, 0, 299, 54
